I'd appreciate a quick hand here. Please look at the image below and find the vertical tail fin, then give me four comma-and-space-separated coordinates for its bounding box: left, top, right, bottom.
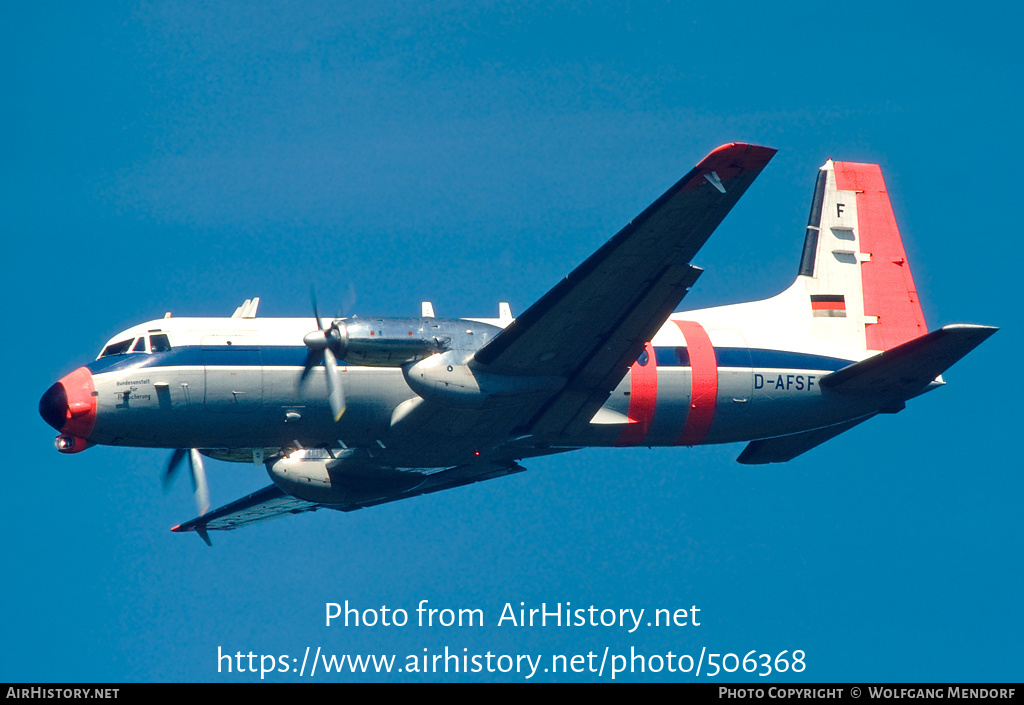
789, 159, 927, 352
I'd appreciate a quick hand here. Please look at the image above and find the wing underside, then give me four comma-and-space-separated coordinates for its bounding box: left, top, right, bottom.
171, 462, 525, 542
171, 485, 316, 538
474, 143, 777, 438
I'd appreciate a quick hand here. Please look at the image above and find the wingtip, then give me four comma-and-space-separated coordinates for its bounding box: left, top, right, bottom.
170, 523, 213, 546
936, 323, 1000, 346
698, 143, 777, 173
941, 323, 999, 333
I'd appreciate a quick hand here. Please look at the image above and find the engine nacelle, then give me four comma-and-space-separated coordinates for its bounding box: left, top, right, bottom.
266, 450, 427, 504
403, 351, 564, 409
338, 318, 446, 367
309, 317, 507, 367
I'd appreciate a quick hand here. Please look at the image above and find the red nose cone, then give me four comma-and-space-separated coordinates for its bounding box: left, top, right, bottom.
39, 367, 97, 438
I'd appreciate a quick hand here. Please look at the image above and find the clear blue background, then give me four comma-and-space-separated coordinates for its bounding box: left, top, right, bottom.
3, 1, 1020, 682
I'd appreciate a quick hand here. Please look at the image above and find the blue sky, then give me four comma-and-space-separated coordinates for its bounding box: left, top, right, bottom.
4, 1, 1021, 682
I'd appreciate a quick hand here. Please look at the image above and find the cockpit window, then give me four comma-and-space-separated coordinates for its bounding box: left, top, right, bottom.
100, 339, 134, 357
99, 334, 173, 358
150, 334, 172, 353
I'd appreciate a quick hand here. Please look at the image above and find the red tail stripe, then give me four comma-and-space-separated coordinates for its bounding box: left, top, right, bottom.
673, 321, 717, 445
833, 162, 927, 350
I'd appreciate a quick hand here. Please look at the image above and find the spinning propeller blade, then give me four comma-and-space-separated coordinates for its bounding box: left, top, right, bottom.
300, 286, 348, 421
164, 448, 211, 516
323, 348, 345, 422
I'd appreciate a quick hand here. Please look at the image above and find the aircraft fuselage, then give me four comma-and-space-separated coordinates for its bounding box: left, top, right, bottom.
43, 308, 884, 470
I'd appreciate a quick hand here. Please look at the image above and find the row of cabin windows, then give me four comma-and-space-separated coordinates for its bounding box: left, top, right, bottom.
99, 334, 172, 358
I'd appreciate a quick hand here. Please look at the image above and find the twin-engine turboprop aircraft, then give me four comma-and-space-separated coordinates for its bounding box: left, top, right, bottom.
39, 143, 996, 543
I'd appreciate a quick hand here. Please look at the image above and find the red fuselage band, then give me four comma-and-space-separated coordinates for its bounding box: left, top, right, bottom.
673, 320, 717, 445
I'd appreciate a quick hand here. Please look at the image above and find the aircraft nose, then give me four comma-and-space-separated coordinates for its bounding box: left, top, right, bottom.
38, 367, 97, 438
39, 381, 68, 431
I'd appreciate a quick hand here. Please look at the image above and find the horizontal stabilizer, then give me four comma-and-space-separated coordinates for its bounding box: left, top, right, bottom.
820, 324, 997, 401
737, 414, 876, 464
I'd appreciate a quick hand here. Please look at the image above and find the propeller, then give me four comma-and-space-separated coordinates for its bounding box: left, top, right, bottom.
164, 448, 210, 516
300, 288, 348, 422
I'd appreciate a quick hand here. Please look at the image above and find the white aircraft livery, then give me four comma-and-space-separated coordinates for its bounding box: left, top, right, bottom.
39, 143, 996, 543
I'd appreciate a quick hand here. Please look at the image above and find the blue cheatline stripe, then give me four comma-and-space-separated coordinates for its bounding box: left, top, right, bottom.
652, 346, 853, 371
85, 345, 311, 374
86, 344, 856, 375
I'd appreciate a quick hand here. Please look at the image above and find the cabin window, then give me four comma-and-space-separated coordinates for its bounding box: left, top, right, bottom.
100, 339, 133, 357
150, 334, 172, 353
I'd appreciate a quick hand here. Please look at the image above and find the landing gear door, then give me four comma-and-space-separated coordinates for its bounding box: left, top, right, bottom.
202, 335, 263, 413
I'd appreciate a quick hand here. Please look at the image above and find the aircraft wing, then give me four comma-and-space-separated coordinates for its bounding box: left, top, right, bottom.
474, 142, 776, 436
171, 462, 524, 543
171, 485, 318, 544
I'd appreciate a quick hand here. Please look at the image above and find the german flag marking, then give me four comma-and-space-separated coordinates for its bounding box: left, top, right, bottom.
811, 294, 847, 317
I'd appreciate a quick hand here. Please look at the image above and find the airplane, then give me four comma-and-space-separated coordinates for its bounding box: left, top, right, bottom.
38, 143, 996, 544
